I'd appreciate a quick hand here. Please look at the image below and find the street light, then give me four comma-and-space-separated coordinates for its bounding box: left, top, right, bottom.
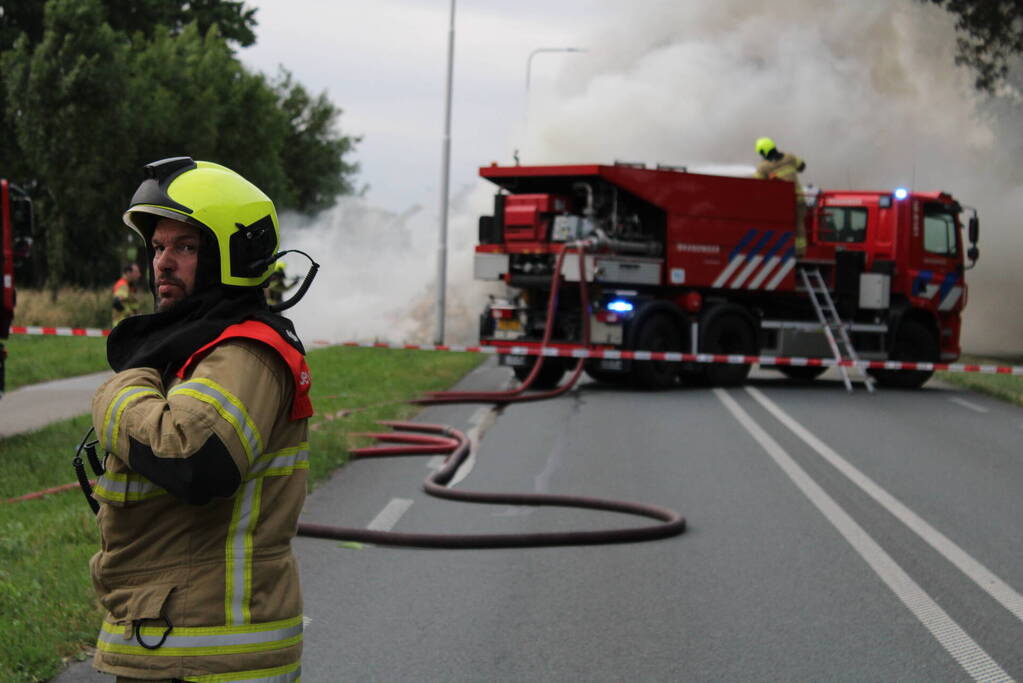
436, 0, 456, 345
523, 47, 586, 144
526, 47, 587, 94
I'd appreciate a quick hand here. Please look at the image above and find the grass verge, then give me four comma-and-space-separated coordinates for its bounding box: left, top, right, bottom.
935, 355, 1023, 407
0, 345, 484, 683
3, 335, 109, 391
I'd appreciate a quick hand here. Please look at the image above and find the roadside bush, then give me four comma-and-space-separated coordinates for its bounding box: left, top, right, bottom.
13, 287, 151, 329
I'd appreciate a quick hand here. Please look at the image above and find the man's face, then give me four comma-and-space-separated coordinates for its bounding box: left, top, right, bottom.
151, 218, 200, 311
127, 263, 141, 283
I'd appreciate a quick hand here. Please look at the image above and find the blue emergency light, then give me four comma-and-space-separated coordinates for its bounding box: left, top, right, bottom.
607, 299, 634, 313
894, 187, 909, 200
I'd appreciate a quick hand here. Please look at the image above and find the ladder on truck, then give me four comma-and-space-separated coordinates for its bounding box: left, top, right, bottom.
798, 267, 876, 393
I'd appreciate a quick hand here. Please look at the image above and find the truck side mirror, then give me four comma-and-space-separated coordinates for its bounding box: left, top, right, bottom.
968, 216, 979, 244
968, 245, 979, 264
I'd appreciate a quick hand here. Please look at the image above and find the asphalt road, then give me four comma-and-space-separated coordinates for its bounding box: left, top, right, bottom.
50, 362, 1023, 682
0, 371, 112, 437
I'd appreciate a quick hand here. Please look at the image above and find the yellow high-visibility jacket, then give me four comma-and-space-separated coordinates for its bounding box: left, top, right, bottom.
754, 153, 806, 191
112, 277, 141, 326
90, 324, 312, 682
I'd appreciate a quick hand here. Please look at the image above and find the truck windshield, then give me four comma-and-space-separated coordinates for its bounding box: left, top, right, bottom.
923, 203, 958, 256
820, 206, 867, 243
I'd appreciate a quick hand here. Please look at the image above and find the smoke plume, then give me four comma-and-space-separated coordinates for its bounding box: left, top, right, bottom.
525, 0, 1020, 355
284, 0, 1020, 355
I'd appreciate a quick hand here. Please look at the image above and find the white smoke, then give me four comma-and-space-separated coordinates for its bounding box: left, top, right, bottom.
522, 0, 1019, 355
279, 185, 499, 346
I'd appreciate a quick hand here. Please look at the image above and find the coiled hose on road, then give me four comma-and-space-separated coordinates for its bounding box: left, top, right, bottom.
297, 242, 687, 548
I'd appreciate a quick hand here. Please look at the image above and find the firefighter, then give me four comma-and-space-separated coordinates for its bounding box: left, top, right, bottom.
264, 260, 298, 307
111, 262, 142, 326
89, 157, 312, 682
754, 137, 808, 255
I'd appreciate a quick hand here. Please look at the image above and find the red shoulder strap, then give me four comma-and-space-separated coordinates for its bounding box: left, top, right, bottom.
176, 320, 313, 421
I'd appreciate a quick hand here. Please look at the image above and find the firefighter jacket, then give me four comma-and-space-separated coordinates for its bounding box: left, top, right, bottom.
754, 152, 806, 191
112, 276, 141, 326
89, 320, 312, 682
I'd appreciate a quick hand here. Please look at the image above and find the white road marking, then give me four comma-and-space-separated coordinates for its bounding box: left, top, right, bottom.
425, 455, 446, 471
448, 405, 496, 487
746, 385, 1023, 627
948, 396, 990, 414
715, 389, 1014, 683
366, 498, 414, 531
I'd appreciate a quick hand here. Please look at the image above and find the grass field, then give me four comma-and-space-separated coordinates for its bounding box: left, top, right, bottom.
936, 355, 1023, 407
3, 335, 109, 391
0, 342, 483, 683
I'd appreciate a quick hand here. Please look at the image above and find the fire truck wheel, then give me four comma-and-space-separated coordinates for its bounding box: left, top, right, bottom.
513, 358, 567, 390
778, 366, 827, 382
584, 361, 631, 386
868, 319, 938, 389
631, 314, 681, 390
700, 310, 756, 386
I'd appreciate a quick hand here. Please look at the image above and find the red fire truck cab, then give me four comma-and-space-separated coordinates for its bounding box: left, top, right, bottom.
474, 162, 979, 390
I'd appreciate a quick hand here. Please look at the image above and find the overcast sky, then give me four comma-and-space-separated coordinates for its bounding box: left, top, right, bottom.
239, 0, 602, 213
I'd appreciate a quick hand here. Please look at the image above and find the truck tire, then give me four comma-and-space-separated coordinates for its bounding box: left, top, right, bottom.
584, 361, 630, 386
513, 357, 567, 390
868, 319, 938, 389
778, 366, 827, 382
630, 314, 681, 390
700, 309, 756, 386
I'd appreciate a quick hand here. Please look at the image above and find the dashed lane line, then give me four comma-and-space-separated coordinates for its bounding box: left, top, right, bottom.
949, 396, 990, 414
367, 498, 415, 532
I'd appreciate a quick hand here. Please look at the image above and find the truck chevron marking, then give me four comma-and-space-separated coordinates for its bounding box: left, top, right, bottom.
729, 230, 775, 288
764, 246, 797, 290
748, 232, 793, 289
712, 229, 758, 287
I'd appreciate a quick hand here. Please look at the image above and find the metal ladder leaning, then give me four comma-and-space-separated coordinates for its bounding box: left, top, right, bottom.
798, 267, 876, 393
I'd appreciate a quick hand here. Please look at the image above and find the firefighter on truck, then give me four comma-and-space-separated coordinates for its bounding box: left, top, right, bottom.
472, 161, 979, 391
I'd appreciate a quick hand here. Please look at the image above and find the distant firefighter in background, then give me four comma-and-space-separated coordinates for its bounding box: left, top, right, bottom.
111, 262, 142, 326
754, 137, 808, 256
265, 261, 298, 306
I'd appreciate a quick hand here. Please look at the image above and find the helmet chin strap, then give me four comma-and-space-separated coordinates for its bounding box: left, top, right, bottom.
255, 250, 321, 313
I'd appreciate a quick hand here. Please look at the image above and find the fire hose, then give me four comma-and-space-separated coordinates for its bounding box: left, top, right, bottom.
296, 241, 687, 548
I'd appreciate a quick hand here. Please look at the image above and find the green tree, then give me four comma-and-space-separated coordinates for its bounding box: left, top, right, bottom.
274, 69, 362, 213
926, 0, 1023, 92
2, 0, 360, 288
2, 0, 135, 287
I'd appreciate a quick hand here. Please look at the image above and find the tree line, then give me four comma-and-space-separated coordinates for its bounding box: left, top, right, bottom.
0, 0, 360, 288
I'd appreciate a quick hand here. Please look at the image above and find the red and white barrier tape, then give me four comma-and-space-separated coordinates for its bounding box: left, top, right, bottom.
327, 340, 1023, 376
11, 325, 109, 337
10, 327, 1020, 375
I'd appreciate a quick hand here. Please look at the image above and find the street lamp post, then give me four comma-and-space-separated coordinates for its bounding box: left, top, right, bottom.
436, 0, 456, 345
524, 47, 586, 129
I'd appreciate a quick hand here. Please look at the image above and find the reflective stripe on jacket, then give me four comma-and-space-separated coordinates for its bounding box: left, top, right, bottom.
90, 330, 311, 679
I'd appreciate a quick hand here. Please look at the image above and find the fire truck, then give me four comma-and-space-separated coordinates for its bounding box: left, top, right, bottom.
473, 162, 979, 390
1, 178, 33, 398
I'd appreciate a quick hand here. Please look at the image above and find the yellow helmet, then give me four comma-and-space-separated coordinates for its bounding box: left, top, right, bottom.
123, 157, 279, 288
755, 137, 777, 159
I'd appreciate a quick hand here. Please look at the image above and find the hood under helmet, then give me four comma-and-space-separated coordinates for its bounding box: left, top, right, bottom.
123, 157, 280, 297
